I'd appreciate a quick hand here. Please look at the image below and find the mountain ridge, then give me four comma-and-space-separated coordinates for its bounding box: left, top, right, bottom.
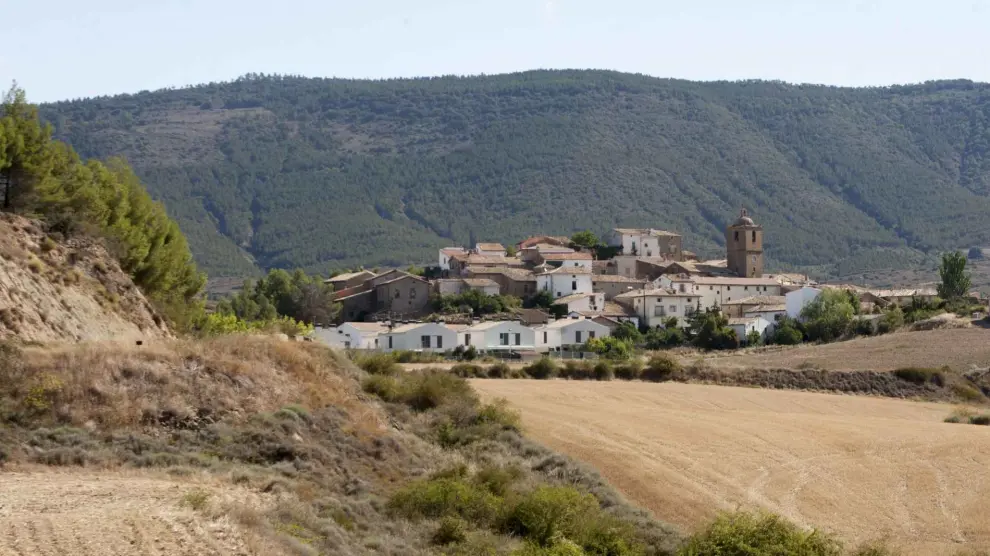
38, 70, 990, 277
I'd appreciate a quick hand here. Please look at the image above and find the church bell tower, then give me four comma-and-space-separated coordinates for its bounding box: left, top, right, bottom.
726, 208, 764, 278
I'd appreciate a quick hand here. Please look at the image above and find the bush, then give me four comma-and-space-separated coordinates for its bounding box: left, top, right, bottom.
583, 337, 634, 360
463, 345, 478, 361
773, 320, 804, 345
745, 329, 763, 346
477, 399, 522, 432
432, 516, 469, 545
559, 360, 595, 380
593, 361, 614, 381
388, 478, 500, 524
877, 306, 904, 334
451, 363, 485, 378
487, 362, 511, 378
524, 357, 559, 380
403, 372, 478, 411
971, 414, 990, 426
362, 374, 401, 402
645, 326, 685, 349
474, 464, 523, 496
892, 367, 945, 386
850, 541, 900, 556
614, 359, 643, 381
677, 511, 843, 556
354, 353, 400, 375
641, 354, 681, 382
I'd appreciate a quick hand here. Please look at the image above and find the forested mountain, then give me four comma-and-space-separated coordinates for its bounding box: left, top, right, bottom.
38, 71, 990, 277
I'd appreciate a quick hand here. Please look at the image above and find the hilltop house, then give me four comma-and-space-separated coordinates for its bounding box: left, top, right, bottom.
462, 320, 536, 352
535, 317, 612, 351
592, 275, 649, 299
315, 322, 389, 349
433, 278, 501, 296
614, 288, 699, 328
516, 236, 571, 250
326, 270, 376, 291
465, 267, 537, 298
608, 228, 683, 259
474, 242, 507, 258
536, 266, 593, 299
520, 243, 576, 264
786, 287, 822, 319
536, 251, 593, 270
720, 295, 787, 318
438, 247, 468, 272
659, 275, 782, 310
551, 292, 604, 314
380, 322, 459, 353
743, 303, 787, 323
727, 316, 774, 344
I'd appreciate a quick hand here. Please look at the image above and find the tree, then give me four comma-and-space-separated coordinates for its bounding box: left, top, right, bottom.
801, 289, 855, 343
612, 321, 642, 344
505, 245, 518, 257
772, 319, 803, 345
526, 290, 555, 310
688, 306, 738, 350
877, 305, 904, 334
219, 268, 337, 325
937, 251, 971, 300
745, 329, 762, 346
570, 230, 601, 251
583, 336, 633, 360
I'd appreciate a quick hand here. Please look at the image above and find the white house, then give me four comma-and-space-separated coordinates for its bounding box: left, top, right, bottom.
727, 316, 774, 344
318, 322, 389, 349
536, 267, 593, 299
552, 292, 604, 314
659, 275, 783, 310
380, 322, 459, 353
439, 247, 467, 272
786, 287, 823, 319
538, 252, 593, 270
520, 244, 575, 263
743, 303, 787, 323
462, 320, 536, 351
474, 243, 507, 258
614, 288, 699, 328
608, 228, 682, 258
534, 317, 611, 350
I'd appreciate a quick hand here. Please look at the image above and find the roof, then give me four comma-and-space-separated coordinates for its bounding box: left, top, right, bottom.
541, 252, 593, 261
582, 302, 638, 318
538, 266, 593, 275
636, 257, 674, 266
614, 288, 696, 299
727, 317, 760, 326
543, 317, 608, 329
517, 236, 571, 249
552, 293, 597, 305
465, 320, 524, 331
465, 267, 537, 281
688, 276, 781, 286
613, 228, 681, 237
441, 247, 467, 256
745, 304, 787, 313
343, 322, 389, 332
327, 270, 374, 283
475, 243, 505, 251
720, 295, 786, 306
384, 323, 430, 334
445, 323, 471, 331
516, 308, 551, 323
335, 289, 373, 302
377, 273, 428, 286
592, 275, 647, 283
729, 209, 760, 228
522, 243, 575, 253
462, 278, 499, 288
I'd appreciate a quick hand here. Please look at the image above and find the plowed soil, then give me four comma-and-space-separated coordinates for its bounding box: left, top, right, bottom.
0, 470, 277, 556
473, 380, 990, 555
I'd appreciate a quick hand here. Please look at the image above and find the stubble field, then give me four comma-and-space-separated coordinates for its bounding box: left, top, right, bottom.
472, 379, 990, 555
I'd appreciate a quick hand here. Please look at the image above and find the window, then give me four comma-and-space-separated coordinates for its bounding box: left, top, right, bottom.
572, 281, 577, 291
589, 331, 596, 339
388, 336, 393, 349
464, 334, 471, 346
410, 288, 416, 299
575, 331, 582, 343
764, 286, 768, 291
394, 290, 400, 298
709, 286, 713, 290
744, 286, 749, 291
557, 292, 562, 297
499, 333, 509, 346
727, 286, 731, 291
421, 335, 431, 348
647, 250, 652, 257
344, 341, 351, 348
669, 305, 677, 313
436, 336, 443, 349
654, 306, 666, 316
375, 339, 379, 348
514, 333, 521, 345
734, 231, 739, 241
679, 283, 685, 293
573, 262, 579, 267
543, 331, 548, 343
752, 230, 757, 242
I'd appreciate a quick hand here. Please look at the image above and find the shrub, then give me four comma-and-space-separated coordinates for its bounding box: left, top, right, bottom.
388, 478, 500, 524
353, 353, 400, 375
477, 399, 522, 432
487, 362, 511, 378
403, 372, 478, 411
559, 360, 595, 380
474, 464, 523, 496
512, 539, 586, 556
678, 511, 843, 556
524, 357, 559, 380
892, 367, 945, 386
463, 345, 478, 361
451, 363, 485, 378
850, 541, 900, 556
614, 359, 643, 381
361, 374, 402, 402
583, 337, 634, 360
773, 321, 804, 345
971, 414, 990, 426
432, 516, 469, 545
180, 489, 212, 511
745, 329, 763, 346
877, 306, 904, 334
641, 354, 681, 382
593, 361, 614, 381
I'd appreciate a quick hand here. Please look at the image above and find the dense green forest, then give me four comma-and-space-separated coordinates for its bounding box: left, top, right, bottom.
37, 71, 990, 278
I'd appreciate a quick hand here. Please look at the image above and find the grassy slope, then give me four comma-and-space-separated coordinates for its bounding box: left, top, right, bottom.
39, 72, 990, 277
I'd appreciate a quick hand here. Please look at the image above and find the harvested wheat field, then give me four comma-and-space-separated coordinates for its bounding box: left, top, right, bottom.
702, 328, 990, 371
0, 469, 280, 556
473, 380, 990, 555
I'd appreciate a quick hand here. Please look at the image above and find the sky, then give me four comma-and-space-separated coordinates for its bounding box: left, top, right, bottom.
2, 0, 989, 103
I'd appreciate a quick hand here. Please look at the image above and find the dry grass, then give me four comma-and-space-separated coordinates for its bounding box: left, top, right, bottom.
473, 379, 990, 556
700, 328, 990, 372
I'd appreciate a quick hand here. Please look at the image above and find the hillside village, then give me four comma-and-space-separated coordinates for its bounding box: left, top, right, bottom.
316, 209, 962, 353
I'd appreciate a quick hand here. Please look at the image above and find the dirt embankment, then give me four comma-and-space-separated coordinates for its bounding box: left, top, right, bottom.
0, 213, 170, 343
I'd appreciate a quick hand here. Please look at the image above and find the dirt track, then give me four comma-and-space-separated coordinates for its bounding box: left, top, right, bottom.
0, 470, 276, 556
473, 380, 990, 555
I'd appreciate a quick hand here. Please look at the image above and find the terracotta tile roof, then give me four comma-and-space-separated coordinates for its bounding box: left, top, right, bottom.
613, 228, 681, 237
538, 266, 592, 275
462, 278, 499, 288
552, 293, 597, 305
746, 304, 787, 313
870, 288, 938, 298
720, 295, 786, 306
592, 275, 647, 283
615, 288, 695, 299
517, 236, 571, 249
522, 243, 575, 252
441, 247, 467, 256
475, 243, 505, 251
465, 267, 537, 281
327, 270, 374, 283
688, 276, 781, 286
541, 252, 593, 261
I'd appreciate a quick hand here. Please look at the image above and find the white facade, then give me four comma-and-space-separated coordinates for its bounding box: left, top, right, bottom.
321, 323, 389, 349
614, 289, 699, 328
545, 258, 593, 271
744, 307, 787, 323
727, 316, 774, 343
552, 292, 604, 314
786, 287, 823, 319
659, 276, 782, 310
474, 243, 507, 258
381, 323, 459, 353
462, 321, 536, 351
540, 318, 612, 347
536, 269, 593, 299
609, 230, 675, 258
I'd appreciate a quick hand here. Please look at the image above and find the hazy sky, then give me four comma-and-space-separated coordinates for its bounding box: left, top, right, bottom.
3, 0, 989, 102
